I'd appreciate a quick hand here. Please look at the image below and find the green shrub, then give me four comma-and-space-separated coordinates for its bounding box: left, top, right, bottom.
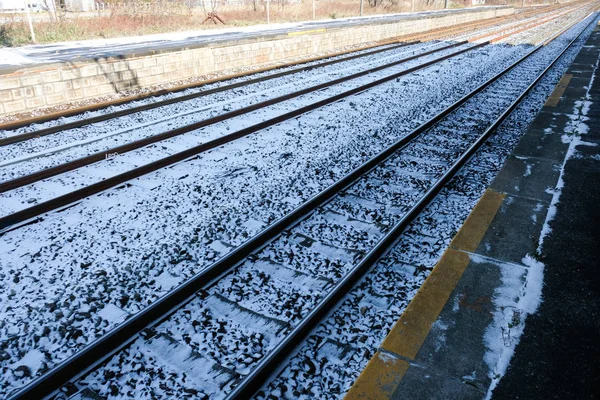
0, 23, 33, 47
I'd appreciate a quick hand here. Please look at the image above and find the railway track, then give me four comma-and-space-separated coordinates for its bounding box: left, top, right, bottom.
0, 2, 567, 136
8, 10, 597, 400
0, 4, 590, 233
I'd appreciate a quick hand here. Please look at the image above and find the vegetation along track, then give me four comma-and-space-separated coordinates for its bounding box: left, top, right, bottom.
0, 3, 587, 232
8, 10, 598, 400
0, 2, 569, 136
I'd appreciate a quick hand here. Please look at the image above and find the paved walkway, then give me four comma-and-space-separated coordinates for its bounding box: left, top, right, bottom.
492, 25, 600, 400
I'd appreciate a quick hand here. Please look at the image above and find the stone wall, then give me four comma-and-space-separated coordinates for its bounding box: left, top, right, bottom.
0, 6, 513, 117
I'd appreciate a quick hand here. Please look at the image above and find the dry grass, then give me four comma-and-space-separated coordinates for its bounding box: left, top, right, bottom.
1, 13, 204, 46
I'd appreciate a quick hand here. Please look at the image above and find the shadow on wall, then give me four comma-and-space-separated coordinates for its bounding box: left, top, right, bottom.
66, 54, 141, 99
99, 54, 141, 93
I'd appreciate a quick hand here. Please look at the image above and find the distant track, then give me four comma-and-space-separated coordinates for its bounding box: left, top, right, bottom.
0, 40, 485, 232
0, 40, 467, 193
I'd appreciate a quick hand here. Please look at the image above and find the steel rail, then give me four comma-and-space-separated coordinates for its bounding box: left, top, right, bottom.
0, 6, 549, 137
8, 10, 596, 399
225, 11, 600, 400
0, 42, 487, 231
9, 10, 591, 398
0, 40, 468, 193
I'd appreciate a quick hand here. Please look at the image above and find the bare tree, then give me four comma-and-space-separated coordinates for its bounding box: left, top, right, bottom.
41, 0, 58, 21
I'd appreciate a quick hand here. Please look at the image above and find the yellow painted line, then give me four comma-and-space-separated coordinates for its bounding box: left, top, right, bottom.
450, 189, 506, 252
380, 248, 470, 359
381, 189, 504, 359
345, 352, 409, 400
344, 188, 506, 399
288, 28, 327, 36
545, 74, 573, 107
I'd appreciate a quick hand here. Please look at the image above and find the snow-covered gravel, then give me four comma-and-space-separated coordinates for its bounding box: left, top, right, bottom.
0, 41, 466, 185
0, 6, 570, 161
56, 12, 600, 400
0, 6, 595, 398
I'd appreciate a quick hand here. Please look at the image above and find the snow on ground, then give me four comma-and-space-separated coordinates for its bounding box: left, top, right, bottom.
481, 254, 544, 400
0, 9, 595, 398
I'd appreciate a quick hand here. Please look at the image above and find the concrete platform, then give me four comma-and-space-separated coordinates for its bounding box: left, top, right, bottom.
344, 21, 600, 400
0, 6, 513, 117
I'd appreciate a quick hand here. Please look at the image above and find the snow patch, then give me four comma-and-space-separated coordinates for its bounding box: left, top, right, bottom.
377, 351, 398, 363
11, 349, 46, 374
98, 304, 129, 324
538, 134, 597, 251
483, 254, 544, 399
463, 370, 477, 382
432, 319, 449, 352
154, 270, 181, 292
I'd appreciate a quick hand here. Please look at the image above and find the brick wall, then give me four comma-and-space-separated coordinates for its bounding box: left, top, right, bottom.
0, 6, 513, 117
